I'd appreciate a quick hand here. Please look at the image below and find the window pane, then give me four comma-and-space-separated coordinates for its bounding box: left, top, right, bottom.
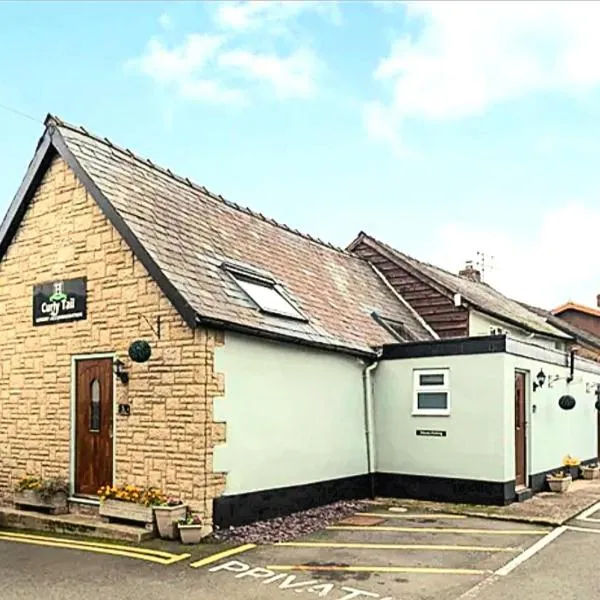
419, 373, 445, 386
235, 277, 303, 318
417, 392, 448, 410
90, 379, 100, 431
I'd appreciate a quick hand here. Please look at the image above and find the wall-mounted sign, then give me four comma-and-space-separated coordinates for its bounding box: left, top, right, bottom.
416, 429, 447, 437
33, 278, 87, 326
118, 403, 131, 416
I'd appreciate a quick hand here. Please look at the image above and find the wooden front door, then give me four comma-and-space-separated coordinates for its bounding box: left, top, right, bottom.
514, 371, 527, 488
75, 358, 113, 496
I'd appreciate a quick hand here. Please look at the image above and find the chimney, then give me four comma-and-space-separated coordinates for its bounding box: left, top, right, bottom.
597, 294, 600, 308
458, 261, 481, 283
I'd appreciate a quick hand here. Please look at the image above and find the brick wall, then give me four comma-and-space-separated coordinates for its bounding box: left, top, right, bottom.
0, 156, 225, 523
557, 310, 600, 340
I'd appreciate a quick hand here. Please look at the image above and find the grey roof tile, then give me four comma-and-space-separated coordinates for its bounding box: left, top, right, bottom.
52, 119, 434, 353
356, 233, 570, 340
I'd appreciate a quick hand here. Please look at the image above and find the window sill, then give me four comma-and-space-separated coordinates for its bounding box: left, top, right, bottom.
411, 411, 450, 417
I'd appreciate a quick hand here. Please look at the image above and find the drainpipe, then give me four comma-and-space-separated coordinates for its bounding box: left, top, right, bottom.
363, 351, 382, 499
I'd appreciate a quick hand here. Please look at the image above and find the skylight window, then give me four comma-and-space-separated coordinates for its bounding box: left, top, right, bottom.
230, 272, 305, 320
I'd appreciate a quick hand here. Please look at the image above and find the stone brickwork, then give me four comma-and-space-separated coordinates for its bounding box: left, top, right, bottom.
0, 156, 225, 523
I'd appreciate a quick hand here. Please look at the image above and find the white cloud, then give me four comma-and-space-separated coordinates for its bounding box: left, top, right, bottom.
127, 2, 328, 107
214, 1, 340, 33
426, 202, 600, 308
218, 48, 319, 99
158, 12, 173, 31
367, 1, 600, 142
126, 34, 245, 105
128, 34, 224, 84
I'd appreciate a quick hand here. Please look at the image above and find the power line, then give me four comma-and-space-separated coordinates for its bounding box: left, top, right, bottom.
0, 102, 42, 125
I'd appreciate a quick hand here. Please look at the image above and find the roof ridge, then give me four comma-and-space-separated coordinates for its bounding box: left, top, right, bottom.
48, 115, 352, 257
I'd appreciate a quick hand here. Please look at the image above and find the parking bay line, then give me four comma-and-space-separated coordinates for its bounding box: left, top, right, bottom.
265, 565, 488, 575
0, 532, 190, 565
575, 500, 600, 522
0, 530, 188, 560
327, 526, 548, 535
190, 543, 257, 568
276, 541, 521, 552
358, 512, 467, 520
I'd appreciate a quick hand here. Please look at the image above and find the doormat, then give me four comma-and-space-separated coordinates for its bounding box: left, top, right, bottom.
336, 514, 385, 527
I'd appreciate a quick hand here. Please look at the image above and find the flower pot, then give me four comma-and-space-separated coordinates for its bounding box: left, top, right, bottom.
178, 524, 209, 545
581, 467, 600, 480
13, 489, 68, 515
99, 499, 155, 530
547, 475, 572, 493
568, 466, 580, 480
154, 504, 188, 540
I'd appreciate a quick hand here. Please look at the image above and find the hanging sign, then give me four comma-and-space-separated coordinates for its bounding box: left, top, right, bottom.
32, 278, 87, 326
416, 429, 447, 437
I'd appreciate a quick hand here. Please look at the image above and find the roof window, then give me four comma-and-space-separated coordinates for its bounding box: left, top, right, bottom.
223, 262, 306, 320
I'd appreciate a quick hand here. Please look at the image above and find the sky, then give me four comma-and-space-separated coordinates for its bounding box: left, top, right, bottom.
2, 0, 600, 309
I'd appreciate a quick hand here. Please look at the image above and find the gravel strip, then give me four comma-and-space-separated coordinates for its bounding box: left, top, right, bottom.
208, 500, 370, 545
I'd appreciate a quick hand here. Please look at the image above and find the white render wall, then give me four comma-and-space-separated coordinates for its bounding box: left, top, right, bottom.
374, 353, 509, 482
504, 347, 600, 478
213, 333, 368, 496
375, 341, 600, 486
469, 310, 567, 352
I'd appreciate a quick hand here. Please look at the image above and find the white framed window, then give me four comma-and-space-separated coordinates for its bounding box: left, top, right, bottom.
230, 273, 305, 320
412, 368, 450, 416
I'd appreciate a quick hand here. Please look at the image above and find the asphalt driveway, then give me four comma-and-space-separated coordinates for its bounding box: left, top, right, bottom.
0, 509, 552, 600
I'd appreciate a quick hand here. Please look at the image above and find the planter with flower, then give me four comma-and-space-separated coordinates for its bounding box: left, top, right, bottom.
547, 470, 572, 493
581, 462, 600, 480
563, 455, 581, 480
177, 512, 207, 544
153, 497, 188, 540
13, 475, 69, 514
98, 485, 165, 530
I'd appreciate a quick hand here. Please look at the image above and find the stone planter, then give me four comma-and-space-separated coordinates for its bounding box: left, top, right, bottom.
99, 499, 154, 530
547, 475, 572, 493
178, 523, 209, 545
13, 489, 68, 515
581, 466, 600, 480
154, 504, 188, 540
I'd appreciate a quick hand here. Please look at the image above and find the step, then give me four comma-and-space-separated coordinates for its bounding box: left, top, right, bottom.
0, 507, 154, 543
516, 487, 533, 502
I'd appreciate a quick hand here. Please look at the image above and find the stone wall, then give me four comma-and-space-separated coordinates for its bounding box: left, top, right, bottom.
0, 155, 225, 522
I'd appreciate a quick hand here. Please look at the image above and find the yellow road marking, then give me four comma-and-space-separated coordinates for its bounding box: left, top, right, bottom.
266, 565, 487, 575
275, 541, 519, 552
0, 530, 185, 559
190, 543, 256, 568
327, 526, 547, 535
0, 533, 189, 565
358, 512, 467, 520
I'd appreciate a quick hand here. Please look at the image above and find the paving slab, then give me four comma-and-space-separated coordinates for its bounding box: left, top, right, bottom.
375, 478, 600, 525
0, 506, 153, 542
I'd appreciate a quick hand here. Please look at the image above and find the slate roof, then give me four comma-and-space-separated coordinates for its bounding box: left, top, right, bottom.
350, 233, 571, 340
522, 303, 600, 351
0, 116, 434, 355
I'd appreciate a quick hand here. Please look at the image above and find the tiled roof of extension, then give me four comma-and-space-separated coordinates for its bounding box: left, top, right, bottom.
552, 302, 600, 319
18, 116, 434, 354
351, 232, 571, 340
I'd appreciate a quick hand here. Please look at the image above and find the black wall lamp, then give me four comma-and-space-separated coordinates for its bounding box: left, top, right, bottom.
533, 369, 546, 392
113, 359, 129, 385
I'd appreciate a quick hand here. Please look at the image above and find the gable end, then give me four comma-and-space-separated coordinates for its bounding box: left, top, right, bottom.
351, 239, 469, 338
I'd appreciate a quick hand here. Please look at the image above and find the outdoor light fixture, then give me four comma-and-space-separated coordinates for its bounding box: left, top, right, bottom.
533, 369, 546, 392
113, 359, 129, 385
